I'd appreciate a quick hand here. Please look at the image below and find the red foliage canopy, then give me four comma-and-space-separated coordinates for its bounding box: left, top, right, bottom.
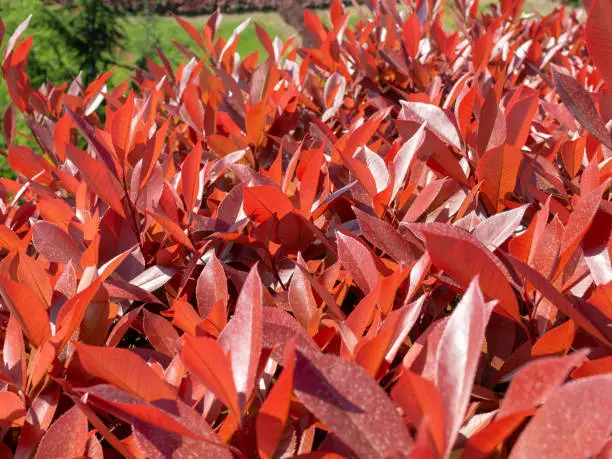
0, 0, 611, 457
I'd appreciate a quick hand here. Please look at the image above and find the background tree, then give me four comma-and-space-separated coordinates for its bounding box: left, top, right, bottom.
45, 0, 126, 84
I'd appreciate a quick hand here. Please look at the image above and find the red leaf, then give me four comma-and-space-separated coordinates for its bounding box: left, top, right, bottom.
392, 370, 445, 456
106, 306, 142, 347
0, 225, 21, 252
510, 375, 612, 459
557, 183, 606, 276
255, 23, 275, 58
17, 251, 52, 308
32, 221, 81, 266
3, 104, 15, 146
354, 206, 419, 265
586, 0, 612, 87
142, 310, 179, 357
82, 384, 218, 442
289, 255, 320, 333
498, 352, 586, 418
336, 230, 380, 294
65, 106, 119, 176
181, 142, 204, 211
0, 276, 50, 348
472, 205, 529, 251
111, 92, 136, 168
218, 265, 263, 411
400, 101, 461, 150
243, 186, 294, 223
132, 396, 232, 459
34, 405, 87, 459
257, 340, 296, 459
146, 210, 195, 251
552, 69, 612, 150
173, 13, 206, 51
477, 90, 506, 156
472, 31, 493, 73
506, 93, 539, 148
299, 148, 324, 216
434, 278, 496, 456
246, 100, 267, 146
572, 356, 612, 379
476, 144, 522, 214
74, 343, 176, 402
261, 307, 320, 362
180, 335, 240, 422
0, 391, 25, 427
402, 13, 422, 59
406, 223, 524, 326
391, 123, 426, 203
3, 15, 31, 64
3, 315, 25, 388
505, 254, 612, 346
65, 144, 126, 219
293, 350, 413, 458
196, 252, 229, 318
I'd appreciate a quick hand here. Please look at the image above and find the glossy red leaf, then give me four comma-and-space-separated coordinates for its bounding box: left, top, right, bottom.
391, 369, 445, 456
406, 223, 523, 326
586, 0, 612, 87
391, 123, 426, 203
477, 90, 506, 156
400, 101, 461, 150
181, 141, 204, 211
111, 92, 136, 168
243, 185, 294, 223
289, 256, 319, 333
353, 206, 419, 265
196, 252, 228, 318
34, 405, 87, 459
336, 230, 380, 294
74, 342, 176, 402
472, 205, 529, 251
0, 275, 50, 348
476, 144, 523, 214
146, 210, 195, 251
0, 391, 25, 427
434, 278, 496, 456
505, 254, 612, 346
218, 265, 263, 411
132, 397, 232, 459
3, 315, 25, 388
552, 69, 612, 150
293, 350, 413, 458
180, 335, 240, 421
257, 340, 296, 459
402, 13, 422, 59
83, 384, 214, 441
510, 375, 612, 459
65, 144, 126, 219
32, 221, 81, 266
142, 310, 179, 357
557, 183, 606, 276
498, 352, 586, 418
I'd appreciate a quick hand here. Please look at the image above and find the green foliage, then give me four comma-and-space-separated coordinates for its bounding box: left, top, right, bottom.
48, 0, 126, 84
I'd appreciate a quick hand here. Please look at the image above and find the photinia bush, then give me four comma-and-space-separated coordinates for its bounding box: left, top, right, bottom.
0, 0, 611, 457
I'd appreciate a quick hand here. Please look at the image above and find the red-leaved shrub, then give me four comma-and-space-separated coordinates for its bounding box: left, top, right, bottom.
0, 0, 611, 457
